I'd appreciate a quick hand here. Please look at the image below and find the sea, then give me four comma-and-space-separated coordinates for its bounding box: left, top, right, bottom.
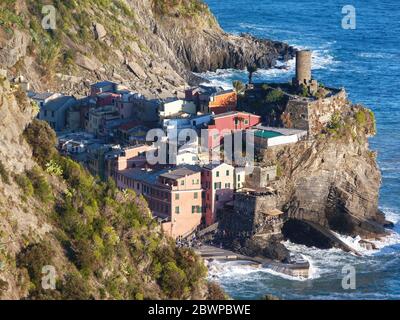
201, 0, 400, 300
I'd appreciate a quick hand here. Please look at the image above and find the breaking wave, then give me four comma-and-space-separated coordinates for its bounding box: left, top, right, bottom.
197, 45, 336, 89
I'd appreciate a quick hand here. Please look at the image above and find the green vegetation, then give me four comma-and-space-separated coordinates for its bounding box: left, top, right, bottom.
265, 89, 285, 104
18, 119, 209, 299
325, 107, 376, 140
0, 0, 139, 78
247, 64, 258, 84
232, 80, 245, 95
17, 241, 55, 294
0, 4, 25, 33
26, 167, 54, 203
0, 161, 10, 184
327, 111, 342, 132
14, 173, 34, 197
300, 84, 309, 97
153, 0, 207, 17
24, 119, 57, 166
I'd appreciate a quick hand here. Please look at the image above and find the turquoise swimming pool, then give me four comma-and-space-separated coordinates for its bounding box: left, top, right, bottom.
254, 130, 283, 139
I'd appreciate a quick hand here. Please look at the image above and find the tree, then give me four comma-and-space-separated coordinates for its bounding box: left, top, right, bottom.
24, 119, 57, 167
232, 80, 245, 95
247, 64, 258, 84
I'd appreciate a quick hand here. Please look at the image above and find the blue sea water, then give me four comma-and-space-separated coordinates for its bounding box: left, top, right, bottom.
203, 0, 400, 300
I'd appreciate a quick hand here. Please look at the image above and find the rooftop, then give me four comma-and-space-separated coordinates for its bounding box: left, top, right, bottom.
211, 89, 235, 97
31, 92, 59, 101
43, 96, 76, 111
91, 80, 117, 88
213, 111, 256, 119
160, 166, 201, 180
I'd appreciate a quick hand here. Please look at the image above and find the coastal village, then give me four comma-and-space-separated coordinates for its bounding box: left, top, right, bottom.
14, 50, 351, 277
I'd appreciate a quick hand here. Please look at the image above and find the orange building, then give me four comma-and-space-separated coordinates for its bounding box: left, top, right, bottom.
207, 90, 237, 115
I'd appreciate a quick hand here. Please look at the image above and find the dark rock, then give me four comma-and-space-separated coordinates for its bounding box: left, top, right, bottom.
262, 239, 290, 262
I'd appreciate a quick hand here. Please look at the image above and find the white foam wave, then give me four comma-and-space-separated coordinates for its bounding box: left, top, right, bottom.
206, 257, 318, 282
358, 52, 398, 59
381, 207, 400, 224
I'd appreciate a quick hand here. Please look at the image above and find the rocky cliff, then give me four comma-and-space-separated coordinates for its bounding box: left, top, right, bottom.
0, 0, 294, 98
262, 102, 389, 243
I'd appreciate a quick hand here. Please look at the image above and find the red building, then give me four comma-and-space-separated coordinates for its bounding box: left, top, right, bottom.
205, 111, 261, 149
96, 92, 121, 107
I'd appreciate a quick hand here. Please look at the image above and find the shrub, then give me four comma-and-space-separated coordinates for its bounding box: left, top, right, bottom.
300, 84, 309, 97
207, 282, 227, 300
26, 167, 53, 203
45, 159, 63, 176
232, 80, 245, 95
24, 119, 57, 167
59, 272, 92, 300
265, 89, 284, 104
160, 261, 188, 298
355, 110, 366, 126
17, 241, 54, 290
0, 161, 10, 184
14, 173, 34, 196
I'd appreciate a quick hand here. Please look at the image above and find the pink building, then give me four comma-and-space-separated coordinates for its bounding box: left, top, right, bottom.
205, 111, 261, 149
107, 144, 154, 178
201, 163, 235, 226
115, 166, 203, 239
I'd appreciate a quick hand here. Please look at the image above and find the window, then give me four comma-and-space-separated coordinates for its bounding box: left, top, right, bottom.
192, 206, 196, 214
244, 119, 249, 125
180, 180, 185, 186
225, 183, 231, 189
175, 193, 180, 200
194, 192, 198, 199
226, 170, 230, 176
214, 182, 221, 189
216, 171, 220, 177
238, 175, 241, 181
51, 111, 55, 118
175, 206, 180, 214
216, 195, 219, 201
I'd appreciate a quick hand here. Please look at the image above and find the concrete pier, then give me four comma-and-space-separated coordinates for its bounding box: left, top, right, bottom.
195, 245, 310, 278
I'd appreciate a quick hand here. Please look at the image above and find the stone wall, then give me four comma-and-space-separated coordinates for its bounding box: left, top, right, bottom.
219, 192, 283, 239
245, 165, 277, 189
285, 89, 348, 135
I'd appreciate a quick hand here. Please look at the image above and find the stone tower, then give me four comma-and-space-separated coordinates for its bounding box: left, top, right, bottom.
295, 50, 312, 85
292, 50, 318, 94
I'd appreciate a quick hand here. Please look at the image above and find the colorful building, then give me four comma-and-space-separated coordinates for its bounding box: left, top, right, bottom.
207, 90, 237, 115
205, 111, 261, 150
115, 166, 203, 239
201, 163, 235, 226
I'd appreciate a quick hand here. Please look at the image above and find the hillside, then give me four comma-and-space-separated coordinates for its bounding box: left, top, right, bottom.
0, 0, 294, 98
0, 78, 226, 299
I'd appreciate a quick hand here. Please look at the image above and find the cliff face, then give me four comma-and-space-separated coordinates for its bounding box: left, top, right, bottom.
0, 0, 294, 98
262, 103, 387, 241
